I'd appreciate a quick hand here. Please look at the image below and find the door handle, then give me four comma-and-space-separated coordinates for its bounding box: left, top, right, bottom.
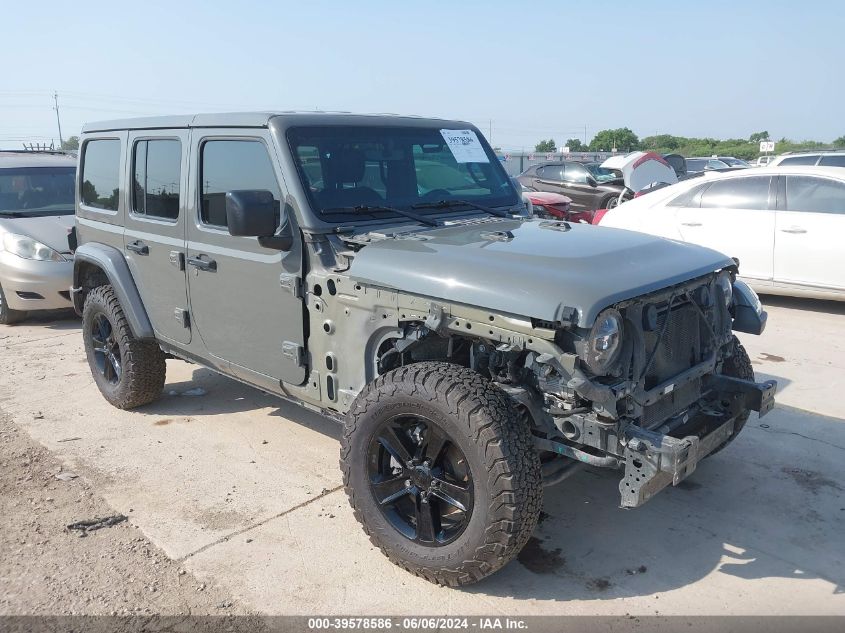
187, 255, 217, 272
780, 227, 807, 234
126, 240, 149, 255
681, 222, 702, 227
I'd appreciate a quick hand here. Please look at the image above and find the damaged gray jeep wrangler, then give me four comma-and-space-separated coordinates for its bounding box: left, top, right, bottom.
72, 113, 775, 586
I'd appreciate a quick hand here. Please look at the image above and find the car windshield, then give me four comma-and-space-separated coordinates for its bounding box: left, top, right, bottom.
287, 126, 519, 222
585, 163, 621, 182
720, 157, 749, 167
0, 166, 76, 217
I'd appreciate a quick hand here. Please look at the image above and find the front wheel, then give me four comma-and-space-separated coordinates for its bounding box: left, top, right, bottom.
82, 285, 167, 409
341, 362, 542, 586
0, 282, 26, 325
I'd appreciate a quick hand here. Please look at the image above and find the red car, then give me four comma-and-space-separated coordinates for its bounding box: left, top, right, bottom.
523, 191, 595, 223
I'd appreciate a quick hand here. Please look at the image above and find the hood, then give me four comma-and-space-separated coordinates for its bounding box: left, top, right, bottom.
348, 219, 734, 328
0, 215, 75, 253
601, 152, 678, 193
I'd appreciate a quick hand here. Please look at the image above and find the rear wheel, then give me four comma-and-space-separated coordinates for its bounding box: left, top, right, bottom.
709, 336, 754, 456
82, 285, 166, 409
0, 282, 26, 325
341, 362, 542, 586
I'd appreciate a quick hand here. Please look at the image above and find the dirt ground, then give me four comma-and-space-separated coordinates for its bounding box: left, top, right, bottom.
0, 412, 264, 628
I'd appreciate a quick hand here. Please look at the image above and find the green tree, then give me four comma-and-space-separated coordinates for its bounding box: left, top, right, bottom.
833, 135, 845, 148
564, 138, 584, 151
589, 128, 639, 152
534, 138, 556, 152
641, 134, 683, 152
749, 131, 770, 144
61, 136, 79, 150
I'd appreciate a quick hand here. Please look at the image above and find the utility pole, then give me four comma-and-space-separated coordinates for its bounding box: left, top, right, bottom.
584, 124, 587, 147
53, 92, 64, 148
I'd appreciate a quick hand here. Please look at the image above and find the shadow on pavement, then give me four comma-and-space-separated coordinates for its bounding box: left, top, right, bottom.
760, 294, 845, 316
466, 398, 845, 601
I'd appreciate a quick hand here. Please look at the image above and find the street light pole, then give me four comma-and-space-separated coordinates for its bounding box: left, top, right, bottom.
53, 92, 64, 148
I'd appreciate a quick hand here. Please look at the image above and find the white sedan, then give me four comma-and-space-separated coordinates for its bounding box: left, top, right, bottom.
597, 166, 845, 300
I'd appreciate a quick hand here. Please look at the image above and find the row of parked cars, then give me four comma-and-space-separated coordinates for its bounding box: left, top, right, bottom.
519, 150, 845, 301
0, 112, 779, 587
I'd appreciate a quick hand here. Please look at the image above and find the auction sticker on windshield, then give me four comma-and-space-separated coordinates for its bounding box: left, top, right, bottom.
439, 129, 489, 163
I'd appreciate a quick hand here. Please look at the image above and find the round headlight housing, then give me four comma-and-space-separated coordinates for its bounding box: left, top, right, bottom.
582, 308, 623, 375
716, 271, 733, 308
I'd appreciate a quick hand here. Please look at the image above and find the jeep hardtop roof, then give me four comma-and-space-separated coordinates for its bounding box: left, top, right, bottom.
82, 112, 466, 133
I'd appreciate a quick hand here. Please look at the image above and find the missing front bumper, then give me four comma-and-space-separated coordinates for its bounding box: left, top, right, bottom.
619, 376, 777, 508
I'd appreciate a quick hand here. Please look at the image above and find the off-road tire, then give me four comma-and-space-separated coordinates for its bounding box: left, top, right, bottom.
82, 285, 166, 409
341, 362, 542, 586
709, 336, 754, 456
0, 282, 26, 325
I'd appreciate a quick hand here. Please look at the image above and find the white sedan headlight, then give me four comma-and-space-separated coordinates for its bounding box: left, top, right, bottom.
1, 233, 65, 262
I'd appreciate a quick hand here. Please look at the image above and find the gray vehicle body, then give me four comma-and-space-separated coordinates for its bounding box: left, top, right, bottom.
73, 112, 774, 508
0, 152, 77, 314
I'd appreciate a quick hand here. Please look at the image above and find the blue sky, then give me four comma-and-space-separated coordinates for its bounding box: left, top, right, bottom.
1, 0, 842, 150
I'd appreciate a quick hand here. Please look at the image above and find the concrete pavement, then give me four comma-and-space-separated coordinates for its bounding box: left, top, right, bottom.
1, 296, 843, 616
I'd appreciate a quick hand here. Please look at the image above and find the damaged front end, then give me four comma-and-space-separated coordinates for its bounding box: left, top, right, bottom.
527, 270, 776, 508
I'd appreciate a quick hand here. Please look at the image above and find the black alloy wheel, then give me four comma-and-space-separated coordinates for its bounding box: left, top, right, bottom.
90, 312, 122, 384
368, 414, 473, 546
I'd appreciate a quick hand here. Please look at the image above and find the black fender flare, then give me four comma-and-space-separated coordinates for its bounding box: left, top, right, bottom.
72, 243, 155, 340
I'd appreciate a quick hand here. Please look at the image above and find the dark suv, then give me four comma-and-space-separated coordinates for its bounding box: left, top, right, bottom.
72, 112, 775, 586
517, 161, 629, 211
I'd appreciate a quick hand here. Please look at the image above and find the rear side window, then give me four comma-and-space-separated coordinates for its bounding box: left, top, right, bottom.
699, 176, 771, 210
667, 182, 707, 207
81, 139, 121, 211
818, 155, 845, 167
132, 139, 181, 220
537, 165, 562, 180
778, 155, 818, 166
785, 176, 845, 214
200, 140, 281, 228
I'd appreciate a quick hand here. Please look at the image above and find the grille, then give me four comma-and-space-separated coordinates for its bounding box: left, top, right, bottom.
643, 302, 702, 390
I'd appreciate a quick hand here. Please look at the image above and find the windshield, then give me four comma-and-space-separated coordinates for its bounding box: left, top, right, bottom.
0, 167, 76, 217
287, 126, 519, 222
720, 157, 749, 167
585, 163, 621, 182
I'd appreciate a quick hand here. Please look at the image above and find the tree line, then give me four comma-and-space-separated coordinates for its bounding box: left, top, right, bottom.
535, 129, 845, 159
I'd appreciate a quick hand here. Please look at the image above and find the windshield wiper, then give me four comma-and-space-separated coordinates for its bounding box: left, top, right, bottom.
0, 211, 26, 218
411, 199, 511, 218
324, 204, 441, 227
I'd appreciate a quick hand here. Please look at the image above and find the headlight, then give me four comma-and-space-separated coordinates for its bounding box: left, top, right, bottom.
716, 272, 733, 307
3, 233, 64, 261
2, 233, 65, 262
582, 308, 623, 374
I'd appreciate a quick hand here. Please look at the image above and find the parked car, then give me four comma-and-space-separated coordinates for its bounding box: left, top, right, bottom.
597, 166, 845, 300
685, 157, 731, 174
73, 112, 773, 586
755, 156, 776, 166
768, 150, 845, 168
516, 161, 630, 211
715, 156, 751, 168
521, 190, 598, 223
0, 151, 76, 324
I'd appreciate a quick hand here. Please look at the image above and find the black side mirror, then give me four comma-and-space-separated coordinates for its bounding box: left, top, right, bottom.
225, 190, 293, 251
226, 190, 277, 237
586, 175, 598, 188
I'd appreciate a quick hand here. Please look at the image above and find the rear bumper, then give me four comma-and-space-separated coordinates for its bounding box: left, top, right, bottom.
619, 376, 777, 508
0, 252, 73, 311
